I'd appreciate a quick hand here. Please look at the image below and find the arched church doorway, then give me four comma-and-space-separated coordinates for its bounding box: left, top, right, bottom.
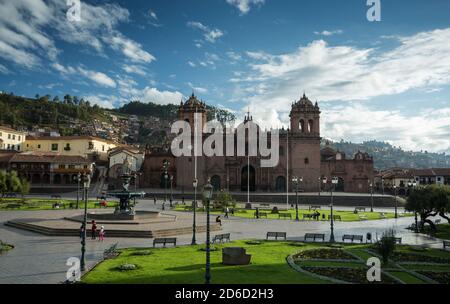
275, 176, 286, 192
241, 165, 256, 192
336, 177, 345, 192
211, 175, 221, 191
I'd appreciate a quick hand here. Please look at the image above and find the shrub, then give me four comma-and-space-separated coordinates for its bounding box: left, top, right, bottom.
376, 229, 397, 265
116, 264, 137, 271
213, 190, 236, 209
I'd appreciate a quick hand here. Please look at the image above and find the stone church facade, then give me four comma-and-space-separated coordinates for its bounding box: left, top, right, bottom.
141, 93, 374, 193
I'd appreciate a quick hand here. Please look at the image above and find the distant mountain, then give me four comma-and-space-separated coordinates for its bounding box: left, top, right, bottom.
323, 139, 450, 170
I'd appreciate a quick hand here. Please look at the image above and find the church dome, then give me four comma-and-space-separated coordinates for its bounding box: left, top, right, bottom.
180, 93, 206, 109
291, 93, 320, 112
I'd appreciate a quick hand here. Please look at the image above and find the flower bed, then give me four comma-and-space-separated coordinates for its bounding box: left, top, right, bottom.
393, 252, 450, 264
302, 267, 399, 284
416, 271, 450, 284
293, 248, 358, 260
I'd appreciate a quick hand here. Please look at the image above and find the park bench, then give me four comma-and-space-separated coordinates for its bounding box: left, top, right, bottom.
310, 205, 321, 210
355, 207, 366, 212
328, 215, 342, 221
395, 237, 402, 244
153, 238, 177, 247
254, 212, 268, 218
359, 215, 368, 221
278, 213, 292, 220
266, 232, 287, 241
342, 234, 364, 243
304, 233, 325, 242
444, 240, 450, 251
103, 243, 119, 259
4, 193, 17, 198
212, 233, 231, 244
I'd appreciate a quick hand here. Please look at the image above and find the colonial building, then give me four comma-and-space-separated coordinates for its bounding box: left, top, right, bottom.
0, 125, 26, 151
141, 93, 375, 193
24, 135, 118, 162
0, 151, 93, 187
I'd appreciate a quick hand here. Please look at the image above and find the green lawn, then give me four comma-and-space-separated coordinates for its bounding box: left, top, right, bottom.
0, 198, 118, 211
422, 223, 450, 240
82, 241, 450, 284
82, 241, 327, 284
174, 205, 411, 222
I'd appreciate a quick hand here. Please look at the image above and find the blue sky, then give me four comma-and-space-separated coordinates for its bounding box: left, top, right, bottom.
1, 0, 450, 153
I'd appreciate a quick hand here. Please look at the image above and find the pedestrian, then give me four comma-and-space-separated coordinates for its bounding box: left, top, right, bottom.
154, 195, 157, 205
162, 202, 165, 211
99, 226, 105, 242
91, 220, 97, 240
225, 207, 229, 218
231, 208, 235, 216
255, 207, 260, 219
216, 216, 222, 226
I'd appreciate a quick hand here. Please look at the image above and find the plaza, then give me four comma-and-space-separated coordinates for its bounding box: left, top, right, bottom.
0, 194, 447, 284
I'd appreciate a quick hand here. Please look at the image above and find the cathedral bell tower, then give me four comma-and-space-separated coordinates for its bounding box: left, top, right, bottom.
290, 93, 321, 138
178, 93, 207, 132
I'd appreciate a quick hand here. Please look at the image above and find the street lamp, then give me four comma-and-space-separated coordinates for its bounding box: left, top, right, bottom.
292, 176, 303, 221
202, 180, 214, 285
369, 180, 374, 212
80, 173, 91, 272
408, 180, 418, 232
393, 185, 398, 218
76, 172, 81, 209
169, 175, 174, 207
318, 177, 322, 197
162, 160, 170, 203
329, 177, 339, 243
192, 178, 198, 245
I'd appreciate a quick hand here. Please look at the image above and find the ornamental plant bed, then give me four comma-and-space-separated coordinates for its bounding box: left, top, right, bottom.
293, 248, 358, 261
393, 252, 450, 264
416, 271, 450, 284
302, 267, 399, 284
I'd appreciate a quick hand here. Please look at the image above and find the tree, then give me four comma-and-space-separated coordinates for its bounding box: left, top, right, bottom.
406, 184, 450, 231
213, 190, 236, 210
0, 171, 7, 198
19, 178, 30, 200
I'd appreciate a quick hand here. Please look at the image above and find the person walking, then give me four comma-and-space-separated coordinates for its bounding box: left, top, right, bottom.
91, 220, 97, 240
154, 195, 157, 205
216, 215, 222, 226
225, 207, 229, 218
99, 226, 105, 242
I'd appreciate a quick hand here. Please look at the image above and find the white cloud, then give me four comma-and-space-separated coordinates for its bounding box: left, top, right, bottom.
0, 63, 9, 74
0, 0, 155, 69
77, 67, 116, 88
187, 21, 224, 43
122, 64, 147, 76
226, 0, 265, 15
108, 34, 155, 63
322, 104, 450, 154
83, 94, 118, 109
231, 28, 450, 152
187, 82, 208, 94
188, 61, 197, 68
314, 30, 343, 36
136, 87, 184, 105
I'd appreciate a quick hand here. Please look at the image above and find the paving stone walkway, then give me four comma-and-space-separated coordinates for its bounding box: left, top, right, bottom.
0, 200, 445, 284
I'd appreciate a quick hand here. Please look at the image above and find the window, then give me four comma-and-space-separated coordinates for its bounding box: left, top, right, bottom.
64, 143, 71, 151
59, 165, 65, 169
88, 142, 94, 150
18, 136, 21, 141
12, 135, 15, 140
0, 132, 2, 137
299, 120, 305, 132
38, 144, 41, 149
83, 165, 88, 169
52, 143, 58, 151
7, 144, 10, 149
68, 165, 75, 169
8, 134, 11, 139
17, 145, 20, 151
304, 158, 309, 165
102, 145, 105, 152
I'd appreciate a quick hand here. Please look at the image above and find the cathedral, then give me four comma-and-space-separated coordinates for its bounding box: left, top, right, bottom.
141, 93, 374, 193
